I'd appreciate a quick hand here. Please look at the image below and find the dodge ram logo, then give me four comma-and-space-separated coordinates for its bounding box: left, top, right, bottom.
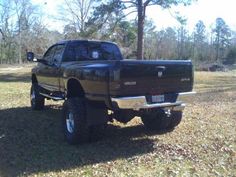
156, 66, 165, 78
158, 71, 163, 77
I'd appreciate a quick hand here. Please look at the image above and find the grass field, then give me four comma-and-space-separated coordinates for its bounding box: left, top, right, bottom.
0, 65, 235, 177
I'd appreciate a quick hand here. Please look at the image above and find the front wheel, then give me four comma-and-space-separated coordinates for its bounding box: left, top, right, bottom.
30, 84, 45, 110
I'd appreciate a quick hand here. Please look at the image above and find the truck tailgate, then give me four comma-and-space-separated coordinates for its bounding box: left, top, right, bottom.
110, 60, 193, 97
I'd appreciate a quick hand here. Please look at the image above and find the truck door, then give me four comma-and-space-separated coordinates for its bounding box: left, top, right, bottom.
37, 44, 65, 92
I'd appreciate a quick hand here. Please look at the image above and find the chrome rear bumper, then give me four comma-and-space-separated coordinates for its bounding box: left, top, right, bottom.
111, 91, 196, 111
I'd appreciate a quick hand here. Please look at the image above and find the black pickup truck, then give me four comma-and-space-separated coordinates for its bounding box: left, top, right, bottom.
27, 40, 195, 144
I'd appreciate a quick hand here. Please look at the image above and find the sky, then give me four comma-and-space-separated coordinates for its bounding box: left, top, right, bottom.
32, 0, 236, 33
146, 0, 236, 32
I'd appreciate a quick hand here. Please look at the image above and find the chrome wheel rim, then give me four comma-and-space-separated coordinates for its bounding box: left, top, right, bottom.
66, 112, 75, 133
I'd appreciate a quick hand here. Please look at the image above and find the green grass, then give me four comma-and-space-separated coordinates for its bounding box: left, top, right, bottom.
0, 66, 235, 177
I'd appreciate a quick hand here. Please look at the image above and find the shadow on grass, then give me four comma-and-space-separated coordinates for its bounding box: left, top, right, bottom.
0, 106, 158, 177
0, 73, 30, 83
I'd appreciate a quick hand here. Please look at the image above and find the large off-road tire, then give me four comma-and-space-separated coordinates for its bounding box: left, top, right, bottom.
30, 84, 45, 110
62, 98, 89, 144
141, 109, 171, 131
167, 111, 182, 130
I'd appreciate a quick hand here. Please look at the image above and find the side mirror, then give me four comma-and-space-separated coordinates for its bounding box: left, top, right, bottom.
27, 52, 37, 62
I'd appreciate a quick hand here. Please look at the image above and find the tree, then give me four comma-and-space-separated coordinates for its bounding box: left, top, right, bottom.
155, 27, 178, 59
0, 0, 56, 64
85, 0, 125, 39
213, 17, 231, 61
13, 0, 40, 64
90, 0, 195, 59
193, 20, 207, 61
110, 20, 136, 58
122, 0, 194, 59
176, 18, 191, 59
61, 0, 97, 38
194, 20, 206, 44
143, 19, 158, 59
63, 24, 78, 39
0, 0, 14, 64
225, 47, 236, 64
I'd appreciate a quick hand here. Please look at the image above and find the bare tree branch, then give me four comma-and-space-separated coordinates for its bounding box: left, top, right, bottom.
121, 0, 138, 5
0, 29, 5, 40
144, 0, 152, 7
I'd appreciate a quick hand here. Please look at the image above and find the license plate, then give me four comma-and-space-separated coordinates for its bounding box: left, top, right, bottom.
152, 95, 164, 103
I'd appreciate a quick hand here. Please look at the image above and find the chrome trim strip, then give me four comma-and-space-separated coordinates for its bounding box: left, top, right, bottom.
178, 91, 196, 96
111, 91, 195, 111
141, 101, 184, 109
172, 104, 186, 111
177, 91, 196, 102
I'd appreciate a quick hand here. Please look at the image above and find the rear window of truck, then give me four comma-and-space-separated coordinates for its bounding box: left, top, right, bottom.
63, 41, 123, 62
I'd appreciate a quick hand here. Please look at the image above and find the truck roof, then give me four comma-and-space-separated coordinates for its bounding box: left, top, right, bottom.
56, 39, 117, 45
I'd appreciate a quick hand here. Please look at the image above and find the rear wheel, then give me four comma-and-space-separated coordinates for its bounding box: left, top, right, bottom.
62, 98, 89, 144
167, 111, 182, 130
30, 84, 45, 110
141, 109, 171, 131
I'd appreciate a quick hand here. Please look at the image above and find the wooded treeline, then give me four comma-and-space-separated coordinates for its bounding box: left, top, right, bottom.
0, 0, 236, 66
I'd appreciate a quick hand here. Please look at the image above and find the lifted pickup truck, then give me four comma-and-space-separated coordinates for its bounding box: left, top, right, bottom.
27, 40, 195, 144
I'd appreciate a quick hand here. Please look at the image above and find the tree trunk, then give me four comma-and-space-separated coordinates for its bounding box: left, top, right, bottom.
137, 0, 144, 60
19, 30, 22, 64
0, 43, 2, 64
215, 32, 220, 61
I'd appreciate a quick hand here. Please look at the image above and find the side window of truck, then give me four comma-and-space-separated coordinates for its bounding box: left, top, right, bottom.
101, 43, 123, 60
52, 44, 65, 64
63, 43, 87, 62
43, 46, 57, 63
